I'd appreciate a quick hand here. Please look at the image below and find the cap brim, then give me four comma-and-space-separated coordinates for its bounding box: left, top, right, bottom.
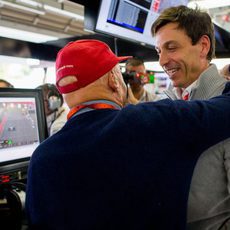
117, 56, 133, 62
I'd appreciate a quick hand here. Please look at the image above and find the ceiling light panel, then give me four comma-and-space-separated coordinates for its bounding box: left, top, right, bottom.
0, 0, 45, 14
0, 26, 58, 43
0, 0, 89, 43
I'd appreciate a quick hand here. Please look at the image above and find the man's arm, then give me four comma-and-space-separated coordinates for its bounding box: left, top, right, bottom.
128, 83, 230, 154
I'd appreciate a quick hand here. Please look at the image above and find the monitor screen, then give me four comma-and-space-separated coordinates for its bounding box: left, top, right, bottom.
0, 88, 47, 171
96, 0, 188, 47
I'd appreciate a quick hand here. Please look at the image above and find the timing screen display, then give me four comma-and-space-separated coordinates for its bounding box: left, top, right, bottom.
0, 97, 39, 163
107, 0, 148, 33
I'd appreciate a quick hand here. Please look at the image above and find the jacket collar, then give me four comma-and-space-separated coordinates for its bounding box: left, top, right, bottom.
164, 64, 227, 100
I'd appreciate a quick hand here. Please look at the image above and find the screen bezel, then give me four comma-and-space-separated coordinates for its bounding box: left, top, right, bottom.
0, 88, 47, 172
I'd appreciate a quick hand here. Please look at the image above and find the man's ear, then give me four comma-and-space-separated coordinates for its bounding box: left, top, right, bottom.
108, 70, 119, 92
199, 35, 210, 59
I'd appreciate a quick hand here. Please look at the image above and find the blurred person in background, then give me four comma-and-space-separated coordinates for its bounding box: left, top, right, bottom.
152, 5, 230, 230
37, 83, 68, 136
125, 57, 159, 104
0, 79, 14, 88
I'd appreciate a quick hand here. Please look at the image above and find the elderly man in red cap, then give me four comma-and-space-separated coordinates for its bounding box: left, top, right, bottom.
26, 39, 230, 230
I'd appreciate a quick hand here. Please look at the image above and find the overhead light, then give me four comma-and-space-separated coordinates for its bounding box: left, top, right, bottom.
0, 0, 86, 43
0, 26, 58, 43
44, 5, 84, 21
119, 62, 164, 73
188, 0, 230, 9
0, 0, 84, 20
0, 0, 87, 43
144, 62, 164, 72
0, 55, 40, 66
119, 62, 164, 72
13, 0, 84, 20
0, 0, 45, 14
16, 0, 43, 8
26, 58, 40, 66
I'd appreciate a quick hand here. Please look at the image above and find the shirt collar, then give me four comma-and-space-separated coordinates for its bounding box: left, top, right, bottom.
71, 100, 122, 118
173, 80, 198, 99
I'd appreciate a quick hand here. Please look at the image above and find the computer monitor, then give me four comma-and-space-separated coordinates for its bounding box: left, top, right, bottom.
0, 88, 47, 174
96, 0, 188, 47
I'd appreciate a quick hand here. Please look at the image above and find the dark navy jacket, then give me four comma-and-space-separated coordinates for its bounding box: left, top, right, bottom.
26, 93, 230, 230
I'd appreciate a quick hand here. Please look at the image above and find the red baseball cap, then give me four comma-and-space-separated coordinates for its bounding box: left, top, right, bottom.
56, 39, 132, 94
